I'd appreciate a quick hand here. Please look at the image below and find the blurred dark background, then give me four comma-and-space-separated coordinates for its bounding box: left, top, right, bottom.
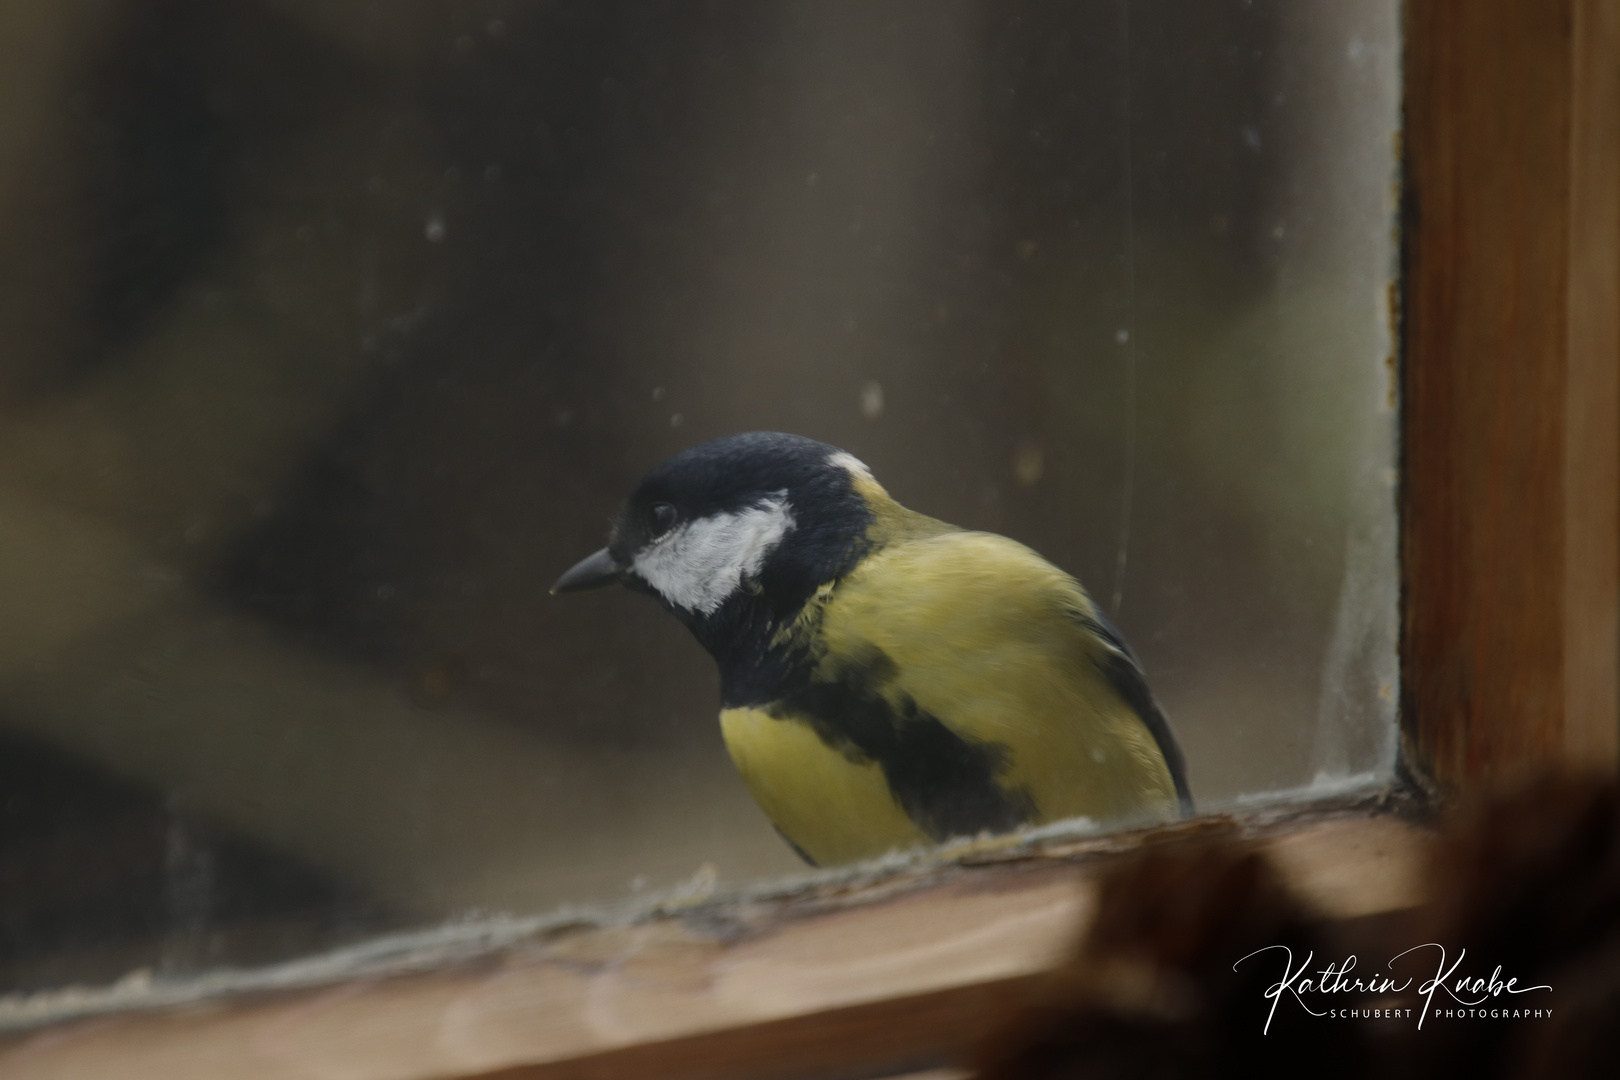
0, 0, 1397, 994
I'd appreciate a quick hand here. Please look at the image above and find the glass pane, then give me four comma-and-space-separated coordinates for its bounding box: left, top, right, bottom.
0, 0, 1398, 1007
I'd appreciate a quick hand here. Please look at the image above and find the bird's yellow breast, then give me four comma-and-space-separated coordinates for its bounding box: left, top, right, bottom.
720, 705, 930, 866
717, 516, 1181, 867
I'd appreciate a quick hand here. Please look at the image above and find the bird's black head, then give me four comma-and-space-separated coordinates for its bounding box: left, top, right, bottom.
553, 432, 878, 698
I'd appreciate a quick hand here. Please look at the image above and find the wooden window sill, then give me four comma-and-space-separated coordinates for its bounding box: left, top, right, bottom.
0, 793, 1430, 1080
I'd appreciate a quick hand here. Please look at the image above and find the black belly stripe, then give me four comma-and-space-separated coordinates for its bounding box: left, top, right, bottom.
762, 647, 1036, 843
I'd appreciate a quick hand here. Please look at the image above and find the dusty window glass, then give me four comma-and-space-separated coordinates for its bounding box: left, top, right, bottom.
0, 0, 1398, 1005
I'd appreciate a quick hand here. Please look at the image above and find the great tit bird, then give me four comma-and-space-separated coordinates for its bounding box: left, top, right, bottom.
554, 432, 1191, 866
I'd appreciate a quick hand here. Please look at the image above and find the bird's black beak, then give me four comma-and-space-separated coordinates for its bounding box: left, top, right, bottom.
551, 547, 624, 594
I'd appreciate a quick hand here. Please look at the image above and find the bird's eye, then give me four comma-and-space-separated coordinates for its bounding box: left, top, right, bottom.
650, 502, 678, 535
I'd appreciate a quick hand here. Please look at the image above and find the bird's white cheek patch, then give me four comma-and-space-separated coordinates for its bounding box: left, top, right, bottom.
632, 493, 794, 615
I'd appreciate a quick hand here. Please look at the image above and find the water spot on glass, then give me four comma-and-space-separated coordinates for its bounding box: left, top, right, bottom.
295, 223, 316, 243
455, 35, 475, 54
1016, 239, 1036, 261
806, 172, 820, 189
669, 413, 684, 428
651, 386, 665, 400
554, 409, 573, 428
1013, 442, 1044, 487
411, 661, 460, 707
1114, 328, 1130, 345
483, 164, 501, 182
860, 380, 884, 420
1271, 223, 1287, 239
376, 584, 397, 600
425, 216, 446, 242
1242, 125, 1262, 150
487, 19, 506, 38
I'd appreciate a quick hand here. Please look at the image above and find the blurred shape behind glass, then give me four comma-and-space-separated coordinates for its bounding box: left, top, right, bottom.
0, 0, 1397, 994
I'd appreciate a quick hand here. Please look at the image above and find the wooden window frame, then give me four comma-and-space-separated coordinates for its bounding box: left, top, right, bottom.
1, 3, 1615, 1077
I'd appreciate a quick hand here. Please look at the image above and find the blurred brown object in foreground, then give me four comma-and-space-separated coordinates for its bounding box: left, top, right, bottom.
975, 839, 1369, 1080
1393, 773, 1620, 1079
976, 773, 1620, 1079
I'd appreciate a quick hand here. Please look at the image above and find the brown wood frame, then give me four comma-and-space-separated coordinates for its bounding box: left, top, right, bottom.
1, 3, 1615, 1077
0, 805, 1431, 1080
1402, 0, 1620, 789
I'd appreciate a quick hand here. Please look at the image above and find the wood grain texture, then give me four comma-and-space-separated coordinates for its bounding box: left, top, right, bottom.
1566, 0, 1620, 768
0, 811, 1430, 1080
467, 978, 1020, 1080
1402, 0, 1620, 787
